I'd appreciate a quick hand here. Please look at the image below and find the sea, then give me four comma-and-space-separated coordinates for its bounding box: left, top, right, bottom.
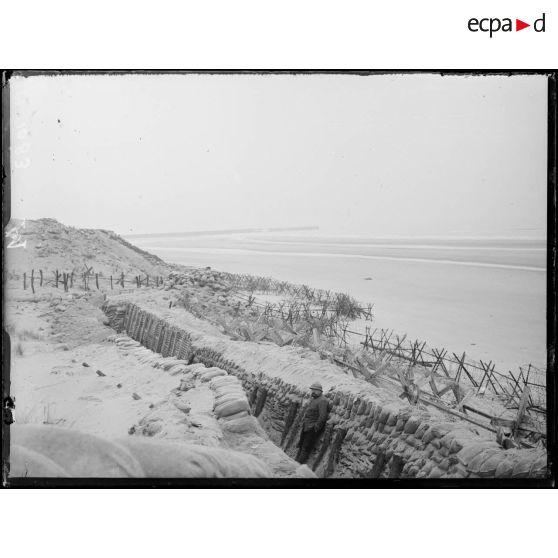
126, 231, 547, 374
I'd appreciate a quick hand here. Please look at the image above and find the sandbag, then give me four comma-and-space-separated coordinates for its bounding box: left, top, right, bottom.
173, 399, 192, 413
168, 364, 188, 376
218, 410, 250, 422
214, 388, 245, 400
161, 359, 190, 371
220, 416, 261, 435
184, 363, 207, 374
214, 394, 246, 409
200, 369, 227, 382
114, 336, 131, 343
154, 358, 176, 369
10, 424, 145, 478
214, 380, 242, 390
214, 385, 244, 394
214, 390, 245, 404
210, 376, 239, 388
214, 396, 247, 415
214, 385, 244, 396
215, 399, 250, 418
118, 438, 271, 477
213, 380, 241, 389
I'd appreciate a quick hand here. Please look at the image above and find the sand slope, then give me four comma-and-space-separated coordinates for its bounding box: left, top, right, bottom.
6, 217, 173, 279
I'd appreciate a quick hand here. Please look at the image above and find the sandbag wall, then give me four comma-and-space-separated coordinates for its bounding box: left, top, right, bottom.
102, 300, 548, 479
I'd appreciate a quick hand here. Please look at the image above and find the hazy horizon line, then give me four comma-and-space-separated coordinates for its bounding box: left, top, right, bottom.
8, 217, 546, 242
124, 230, 546, 242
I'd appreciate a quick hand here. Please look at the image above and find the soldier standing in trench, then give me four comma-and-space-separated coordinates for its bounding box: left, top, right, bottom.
296, 382, 330, 464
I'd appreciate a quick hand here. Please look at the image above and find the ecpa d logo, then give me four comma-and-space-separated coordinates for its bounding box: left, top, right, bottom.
468, 13, 546, 37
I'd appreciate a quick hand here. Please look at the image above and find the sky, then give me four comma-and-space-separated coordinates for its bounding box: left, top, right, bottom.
9, 73, 548, 237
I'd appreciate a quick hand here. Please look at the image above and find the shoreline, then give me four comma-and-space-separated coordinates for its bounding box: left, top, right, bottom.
136, 245, 546, 272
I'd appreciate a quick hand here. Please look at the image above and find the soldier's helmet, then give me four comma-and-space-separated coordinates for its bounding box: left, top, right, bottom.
310, 382, 323, 392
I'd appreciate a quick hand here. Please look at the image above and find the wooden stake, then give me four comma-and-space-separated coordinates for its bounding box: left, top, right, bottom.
480, 360, 499, 395
524, 365, 535, 407
40, 269, 43, 287
488, 367, 510, 398
435, 348, 463, 406
513, 386, 531, 438
389, 454, 404, 478
453, 352, 477, 387
369, 452, 386, 478
505, 370, 523, 407
95, 273, 99, 290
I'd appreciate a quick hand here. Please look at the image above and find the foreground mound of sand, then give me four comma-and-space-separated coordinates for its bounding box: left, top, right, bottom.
10, 424, 272, 478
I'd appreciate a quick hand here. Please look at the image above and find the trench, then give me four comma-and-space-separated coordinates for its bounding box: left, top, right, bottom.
101, 299, 548, 479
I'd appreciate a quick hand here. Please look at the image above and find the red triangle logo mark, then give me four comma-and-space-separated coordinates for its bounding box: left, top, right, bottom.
516, 19, 530, 31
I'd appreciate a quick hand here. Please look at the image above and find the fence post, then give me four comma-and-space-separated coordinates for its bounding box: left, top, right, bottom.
70, 272, 74, 289
110, 275, 113, 290
31, 269, 35, 294
95, 273, 99, 290
40, 269, 43, 287
55, 270, 59, 288
121, 272, 125, 287
23, 272, 26, 290
146, 275, 149, 287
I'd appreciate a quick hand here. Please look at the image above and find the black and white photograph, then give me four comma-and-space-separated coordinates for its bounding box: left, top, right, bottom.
2, 70, 554, 486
